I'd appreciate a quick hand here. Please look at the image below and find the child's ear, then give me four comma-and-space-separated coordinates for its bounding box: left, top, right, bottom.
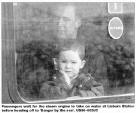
53, 58, 58, 70
80, 60, 86, 69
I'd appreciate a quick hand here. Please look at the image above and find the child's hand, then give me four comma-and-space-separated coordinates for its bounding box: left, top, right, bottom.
60, 70, 71, 87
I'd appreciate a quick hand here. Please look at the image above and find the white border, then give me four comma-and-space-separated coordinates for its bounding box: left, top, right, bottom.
0, 1, 135, 113
0, 0, 136, 2
0, 0, 2, 106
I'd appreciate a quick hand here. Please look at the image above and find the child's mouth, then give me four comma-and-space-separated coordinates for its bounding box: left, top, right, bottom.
65, 71, 72, 73
65, 71, 72, 74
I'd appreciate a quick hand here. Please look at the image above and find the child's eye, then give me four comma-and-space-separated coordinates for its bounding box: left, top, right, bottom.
61, 60, 67, 63
72, 62, 77, 64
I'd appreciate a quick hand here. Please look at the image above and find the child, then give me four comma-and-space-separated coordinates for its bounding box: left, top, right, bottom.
39, 40, 104, 100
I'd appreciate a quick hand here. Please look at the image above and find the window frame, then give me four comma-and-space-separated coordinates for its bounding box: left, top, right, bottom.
2, 2, 135, 104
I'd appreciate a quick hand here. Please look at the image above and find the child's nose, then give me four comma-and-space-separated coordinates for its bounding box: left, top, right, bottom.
66, 63, 71, 68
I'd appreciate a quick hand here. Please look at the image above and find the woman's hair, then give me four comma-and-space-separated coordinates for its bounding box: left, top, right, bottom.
57, 39, 85, 60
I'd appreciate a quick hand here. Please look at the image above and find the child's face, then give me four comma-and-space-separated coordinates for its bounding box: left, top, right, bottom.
57, 50, 85, 79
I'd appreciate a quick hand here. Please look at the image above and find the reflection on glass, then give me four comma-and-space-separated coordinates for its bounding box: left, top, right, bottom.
15, 3, 134, 101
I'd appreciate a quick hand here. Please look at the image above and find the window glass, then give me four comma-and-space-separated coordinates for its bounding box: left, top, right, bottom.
14, 3, 135, 101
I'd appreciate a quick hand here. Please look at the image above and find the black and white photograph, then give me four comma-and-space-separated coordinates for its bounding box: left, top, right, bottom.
2, 2, 135, 104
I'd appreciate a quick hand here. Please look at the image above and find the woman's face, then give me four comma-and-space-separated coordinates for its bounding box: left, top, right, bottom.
56, 6, 80, 39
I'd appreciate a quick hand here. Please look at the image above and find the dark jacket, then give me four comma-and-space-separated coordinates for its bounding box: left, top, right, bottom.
39, 72, 104, 100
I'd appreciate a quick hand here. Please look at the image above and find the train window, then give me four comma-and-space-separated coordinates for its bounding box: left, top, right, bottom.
2, 2, 135, 103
